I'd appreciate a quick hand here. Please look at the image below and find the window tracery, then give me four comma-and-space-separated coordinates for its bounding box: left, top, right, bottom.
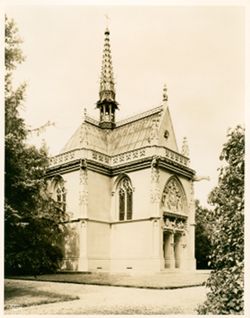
117, 177, 133, 221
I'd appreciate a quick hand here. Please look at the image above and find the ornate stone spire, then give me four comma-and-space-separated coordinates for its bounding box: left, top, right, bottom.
181, 137, 189, 157
97, 27, 118, 129
99, 28, 115, 101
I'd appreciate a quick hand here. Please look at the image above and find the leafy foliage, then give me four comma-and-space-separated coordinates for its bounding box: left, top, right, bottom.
198, 125, 244, 314
195, 200, 212, 269
5, 16, 68, 275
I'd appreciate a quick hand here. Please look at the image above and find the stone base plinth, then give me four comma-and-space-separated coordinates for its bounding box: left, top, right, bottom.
164, 258, 175, 269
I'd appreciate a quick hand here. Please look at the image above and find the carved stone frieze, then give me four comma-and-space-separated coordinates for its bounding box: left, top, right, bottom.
164, 216, 187, 233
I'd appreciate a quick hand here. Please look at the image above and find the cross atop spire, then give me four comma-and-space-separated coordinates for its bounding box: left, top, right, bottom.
97, 27, 118, 129
105, 14, 110, 28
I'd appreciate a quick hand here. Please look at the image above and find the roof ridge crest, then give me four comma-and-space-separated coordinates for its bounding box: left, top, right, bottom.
116, 105, 163, 127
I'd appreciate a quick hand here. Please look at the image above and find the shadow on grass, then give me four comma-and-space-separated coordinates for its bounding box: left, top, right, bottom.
4, 283, 79, 310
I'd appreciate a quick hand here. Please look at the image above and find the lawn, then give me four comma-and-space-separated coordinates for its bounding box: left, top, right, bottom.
5, 279, 207, 315
6, 270, 210, 289
4, 280, 79, 310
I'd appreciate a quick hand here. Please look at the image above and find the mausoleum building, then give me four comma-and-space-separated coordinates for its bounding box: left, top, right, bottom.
47, 27, 197, 272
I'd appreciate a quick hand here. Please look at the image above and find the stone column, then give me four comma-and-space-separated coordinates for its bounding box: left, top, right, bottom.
187, 181, 196, 270
164, 231, 175, 269
109, 104, 112, 121
174, 233, 181, 268
103, 104, 106, 119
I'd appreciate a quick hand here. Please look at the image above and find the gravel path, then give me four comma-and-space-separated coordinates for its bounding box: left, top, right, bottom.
5, 279, 208, 315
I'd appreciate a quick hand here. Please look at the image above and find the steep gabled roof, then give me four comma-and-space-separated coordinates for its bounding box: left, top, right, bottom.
107, 106, 163, 155
60, 104, 179, 156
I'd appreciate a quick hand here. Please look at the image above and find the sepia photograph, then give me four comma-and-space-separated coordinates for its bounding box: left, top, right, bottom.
3, 0, 246, 315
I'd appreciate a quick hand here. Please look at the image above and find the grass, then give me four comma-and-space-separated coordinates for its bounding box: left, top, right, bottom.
4, 278, 207, 314
6, 271, 210, 289
4, 280, 79, 310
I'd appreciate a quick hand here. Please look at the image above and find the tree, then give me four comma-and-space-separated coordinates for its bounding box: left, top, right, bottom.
198, 125, 244, 314
5, 16, 68, 275
195, 200, 212, 269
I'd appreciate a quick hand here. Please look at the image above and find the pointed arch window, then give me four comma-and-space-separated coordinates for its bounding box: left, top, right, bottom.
117, 177, 133, 221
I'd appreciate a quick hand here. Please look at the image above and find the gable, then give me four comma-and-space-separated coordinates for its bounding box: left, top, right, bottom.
157, 105, 179, 152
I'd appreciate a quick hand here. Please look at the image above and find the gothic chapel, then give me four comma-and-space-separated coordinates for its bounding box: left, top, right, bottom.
47, 27, 197, 272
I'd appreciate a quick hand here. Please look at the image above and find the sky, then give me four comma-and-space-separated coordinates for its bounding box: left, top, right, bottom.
5, 4, 245, 207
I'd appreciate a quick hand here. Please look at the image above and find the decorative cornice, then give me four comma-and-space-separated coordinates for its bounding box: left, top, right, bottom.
64, 217, 161, 225
46, 159, 80, 177
47, 153, 195, 180
49, 145, 191, 170
158, 160, 194, 179
163, 211, 188, 219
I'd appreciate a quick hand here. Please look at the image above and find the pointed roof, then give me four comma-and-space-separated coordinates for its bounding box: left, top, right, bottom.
97, 27, 117, 105
60, 104, 179, 155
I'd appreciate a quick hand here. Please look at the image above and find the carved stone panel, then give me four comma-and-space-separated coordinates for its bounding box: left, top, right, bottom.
164, 216, 186, 232
150, 156, 160, 203
162, 178, 186, 213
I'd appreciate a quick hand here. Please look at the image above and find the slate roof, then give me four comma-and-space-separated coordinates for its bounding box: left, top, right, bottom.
60, 105, 178, 156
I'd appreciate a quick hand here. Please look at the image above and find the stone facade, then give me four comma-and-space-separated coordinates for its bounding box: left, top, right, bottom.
46, 27, 196, 272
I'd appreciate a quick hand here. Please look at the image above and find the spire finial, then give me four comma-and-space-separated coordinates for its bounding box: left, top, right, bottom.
163, 83, 168, 102
96, 25, 118, 129
181, 137, 190, 157
105, 14, 110, 29
98, 26, 115, 100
